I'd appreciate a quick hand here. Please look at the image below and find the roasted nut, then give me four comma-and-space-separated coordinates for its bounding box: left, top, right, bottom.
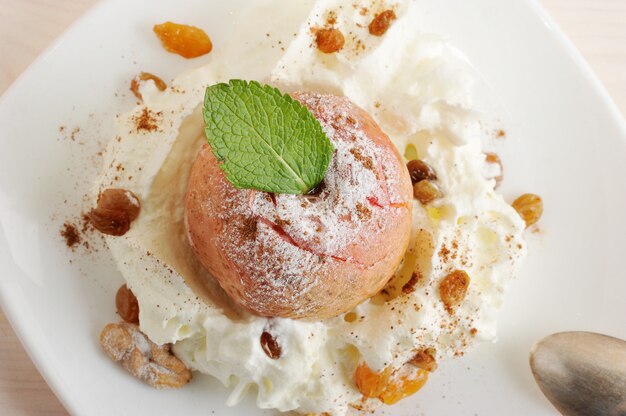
153, 22, 212, 58
116, 284, 139, 324
260, 331, 282, 359
406, 159, 437, 184
130, 72, 167, 101
410, 348, 438, 372
484, 152, 503, 188
413, 180, 442, 204
100, 322, 192, 388
315, 28, 345, 53
512, 193, 543, 227
89, 188, 141, 236
368, 10, 397, 36
439, 270, 470, 313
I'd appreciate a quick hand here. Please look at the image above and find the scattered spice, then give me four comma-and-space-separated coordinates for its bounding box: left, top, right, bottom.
133, 107, 161, 132
349, 147, 375, 171
368, 10, 397, 36
60, 222, 81, 248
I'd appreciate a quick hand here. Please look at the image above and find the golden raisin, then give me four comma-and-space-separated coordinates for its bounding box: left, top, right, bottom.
484, 152, 504, 188
378, 367, 428, 405
413, 180, 442, 204
89, 189, 141, 236
315, 28, 345, 53
260, 331, 281, 359
512, 193, 543, 227
130, 72, 167, 101
439, 270, 470, 313
153, 22, 212, 59
410, 348, 438, 372
116, 284, 139, 324
406, 159, 437, 184
354, 363, 392, 398
368, 10, 397, 36
354, 363, 428, 405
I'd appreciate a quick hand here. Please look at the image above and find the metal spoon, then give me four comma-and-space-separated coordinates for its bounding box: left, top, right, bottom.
530, 331, 626, 416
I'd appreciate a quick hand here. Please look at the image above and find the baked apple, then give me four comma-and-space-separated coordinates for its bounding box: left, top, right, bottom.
184, 92, 412, 319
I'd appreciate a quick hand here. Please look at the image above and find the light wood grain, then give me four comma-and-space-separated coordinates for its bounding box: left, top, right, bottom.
0, 1, 625, 415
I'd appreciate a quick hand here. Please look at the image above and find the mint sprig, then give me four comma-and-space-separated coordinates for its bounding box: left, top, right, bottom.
203, 80, 333, 194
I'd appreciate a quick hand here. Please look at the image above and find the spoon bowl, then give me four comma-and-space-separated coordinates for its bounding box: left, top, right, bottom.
530, 331, 626, 416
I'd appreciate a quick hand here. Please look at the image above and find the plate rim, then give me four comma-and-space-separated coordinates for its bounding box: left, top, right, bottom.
0, 0, 625, 415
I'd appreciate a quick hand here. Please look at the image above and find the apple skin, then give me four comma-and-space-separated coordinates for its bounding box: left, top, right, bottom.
184, 92, 412, 320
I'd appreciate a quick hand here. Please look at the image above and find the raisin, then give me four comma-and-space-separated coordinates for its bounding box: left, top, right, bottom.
368, 10, 397, 36
439, 270, 470, 313
413, 180, 442, 204
315, 28, 345, 53
354, 363, 391, 398
153, 22, 212, 59
512, 193, 543, 227
260, 331, 281, 359
354, 362, 428, 405
116, 284, 140, 324
89, 189, 141, 236
406, 159, 437, 184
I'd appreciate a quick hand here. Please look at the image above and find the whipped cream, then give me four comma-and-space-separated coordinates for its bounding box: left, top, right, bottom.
94, 0, 526, 414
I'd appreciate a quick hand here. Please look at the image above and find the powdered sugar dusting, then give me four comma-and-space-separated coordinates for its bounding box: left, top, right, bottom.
250, 92, 406, 262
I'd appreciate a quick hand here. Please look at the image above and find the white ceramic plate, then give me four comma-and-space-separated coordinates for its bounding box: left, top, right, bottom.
1, 0, 626, 414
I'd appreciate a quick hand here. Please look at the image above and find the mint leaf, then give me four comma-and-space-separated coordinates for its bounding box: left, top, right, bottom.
203, 80, 333, 194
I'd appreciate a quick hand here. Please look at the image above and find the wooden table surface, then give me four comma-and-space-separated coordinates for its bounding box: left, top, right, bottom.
1, 0, 625, 414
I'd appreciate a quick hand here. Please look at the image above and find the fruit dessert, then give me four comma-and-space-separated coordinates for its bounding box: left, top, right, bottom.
89, 0, 543, 415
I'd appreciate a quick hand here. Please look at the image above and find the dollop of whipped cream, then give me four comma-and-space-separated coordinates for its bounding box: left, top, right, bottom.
94, 0, 526, 414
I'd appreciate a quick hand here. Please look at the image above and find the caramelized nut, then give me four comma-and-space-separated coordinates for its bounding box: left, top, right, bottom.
260, 331, 282, 359
315, 28, 345, 53
512, 193, 543, 227
439, 270, 470, 313
406, 159, 437, 184
368, 10, 397, 36
153, 22, 212, 59
413, 180, 442, 204
484, 152, 503, 188
100, 322, 192, 388
410, 348, 438, 372
116, 284, 139, 324
130, 72, 167, 101
88, 189, 141, 236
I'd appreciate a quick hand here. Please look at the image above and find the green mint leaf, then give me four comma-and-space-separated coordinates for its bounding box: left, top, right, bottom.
203, 80, 333, 194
